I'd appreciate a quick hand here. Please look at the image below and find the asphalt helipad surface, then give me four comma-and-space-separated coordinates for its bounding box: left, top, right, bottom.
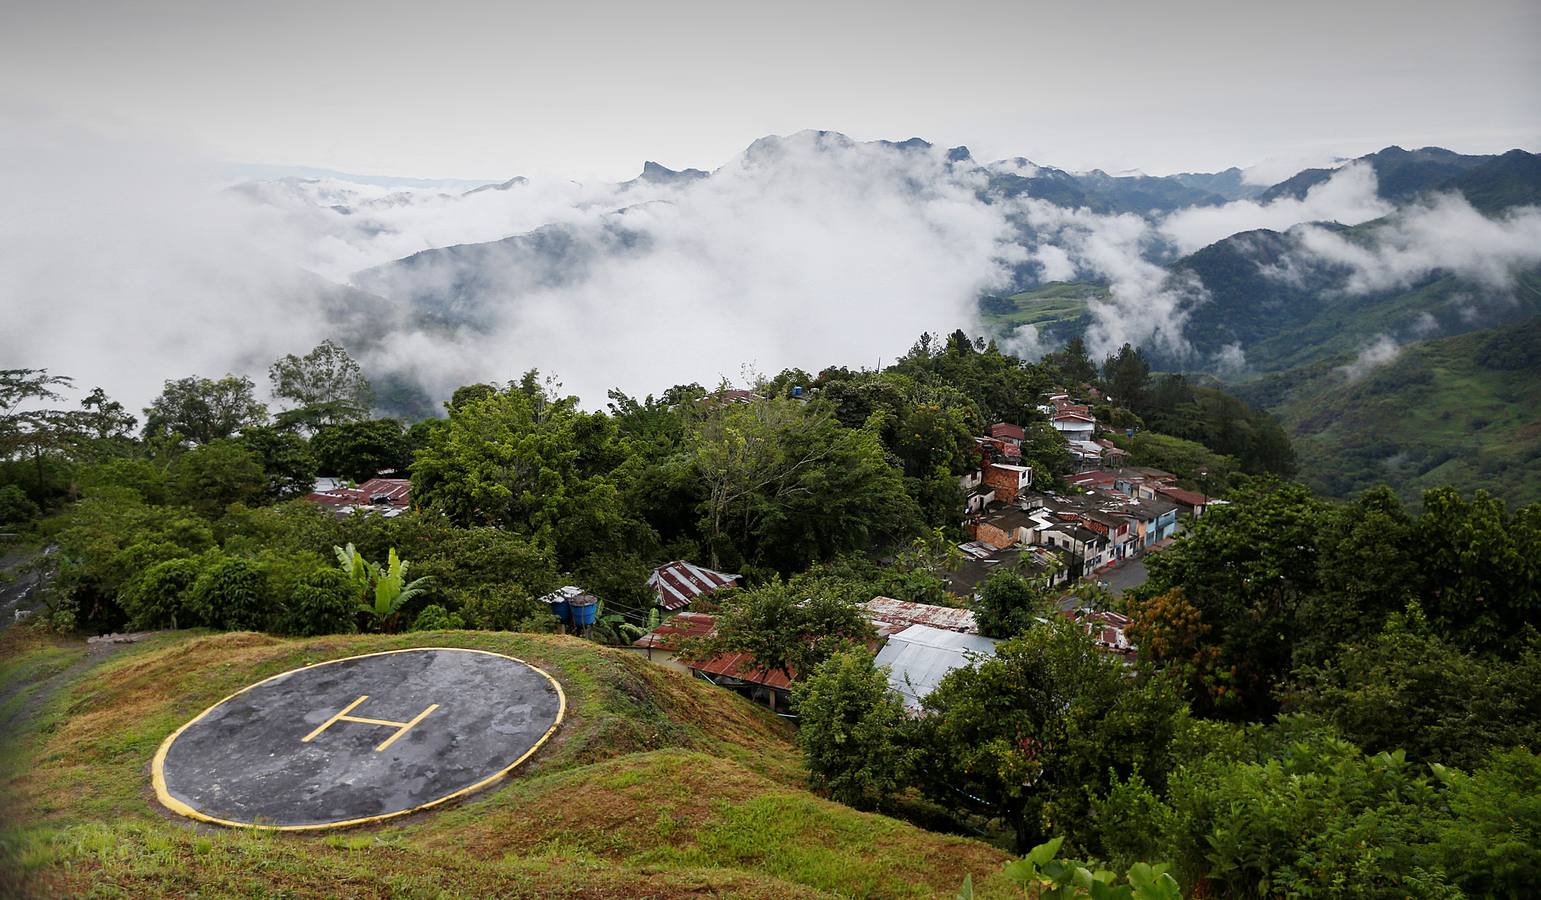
152, 647, 565, 829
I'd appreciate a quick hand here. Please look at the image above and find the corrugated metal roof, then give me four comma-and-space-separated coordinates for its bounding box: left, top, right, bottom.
874, 624, 999, 710
688, 650, 793, 690
647, 560, 741, 611
304, 478, 412, 514
631, 611, 717, 650
862, 597, 979, 634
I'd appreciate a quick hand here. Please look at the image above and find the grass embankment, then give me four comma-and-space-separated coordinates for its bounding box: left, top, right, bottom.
0, 628, 1014, 898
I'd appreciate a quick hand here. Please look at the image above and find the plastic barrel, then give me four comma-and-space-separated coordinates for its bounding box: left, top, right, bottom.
569, 600, 597, 627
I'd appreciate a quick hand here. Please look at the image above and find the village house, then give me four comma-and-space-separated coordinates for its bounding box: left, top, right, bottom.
1064, 608, 1136, 659
648, 560, 741, 611
1050, 410, 1096, 438
1154, 483, 1210, 518
946, 541, 1067, 596
981, 462, 1033, 503
987, 422, 1026, 445
302, 477, 412, 518
873, 624, 1000, 712
628, 610, 716, 673
631, 592, 992, 714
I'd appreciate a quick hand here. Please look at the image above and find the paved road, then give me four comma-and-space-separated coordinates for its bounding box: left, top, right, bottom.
1099, 556, 1149, 597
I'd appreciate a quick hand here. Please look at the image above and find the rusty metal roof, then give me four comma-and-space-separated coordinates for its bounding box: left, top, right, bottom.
687, 650, 793, 690
631, 611, 718, 650
863, 597, 979, 634
648, 560, 741, 611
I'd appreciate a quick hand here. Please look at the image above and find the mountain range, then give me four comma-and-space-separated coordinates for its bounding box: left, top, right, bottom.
231, 131, 1541, 504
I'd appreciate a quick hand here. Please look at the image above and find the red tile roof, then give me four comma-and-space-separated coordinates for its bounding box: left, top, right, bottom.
988, 422, 1026, 442
1154, 484, 1209, 507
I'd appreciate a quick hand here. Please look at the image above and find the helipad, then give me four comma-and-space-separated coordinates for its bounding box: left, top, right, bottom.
152, 647, 565, 830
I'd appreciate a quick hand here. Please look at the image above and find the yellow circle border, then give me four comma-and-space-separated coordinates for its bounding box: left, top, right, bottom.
150, 646, 568, 831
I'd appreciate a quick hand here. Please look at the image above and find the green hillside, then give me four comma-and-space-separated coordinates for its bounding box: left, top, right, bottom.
979, 281, 1102, 343
1237, 317, 1541, 505
0, 629, 1015, 898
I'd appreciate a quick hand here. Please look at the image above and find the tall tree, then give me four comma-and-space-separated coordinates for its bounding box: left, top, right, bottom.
1, 368, 82, 492
143, 375, 268, 445
793, 648, 916, 810
1129, 479, 1336, 719
268, 339, 374, 430
1102, 343, 1150, 411
917, 619, 1184, 854
311, 418, 407, 482
410, 377, 637, 564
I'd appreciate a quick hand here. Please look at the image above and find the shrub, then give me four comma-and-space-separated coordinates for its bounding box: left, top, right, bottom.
0, 483, 41, 526
190, 557, 271, 631
120, 556, 203, 629
792, 648, 916, 811
411, 604, 465, 632
454, 582, 549, 631
284, 568, 359, 637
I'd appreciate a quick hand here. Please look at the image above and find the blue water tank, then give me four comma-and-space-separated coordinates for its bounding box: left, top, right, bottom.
792, 386, 804, 397
569, 595, 598, 626
551, 600, 572, 623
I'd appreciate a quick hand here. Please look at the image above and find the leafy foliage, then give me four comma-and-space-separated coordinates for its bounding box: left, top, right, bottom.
142, 374, 268, 445
691, 577, 875, 682
310, 417, 408, 482
792, 648, 916, 810
973, 568, 1049, 638
268, 339, 374, 429
916, 619, 1184, 853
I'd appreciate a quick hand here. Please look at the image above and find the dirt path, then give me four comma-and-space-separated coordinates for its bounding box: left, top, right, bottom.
0, 632, 154, 737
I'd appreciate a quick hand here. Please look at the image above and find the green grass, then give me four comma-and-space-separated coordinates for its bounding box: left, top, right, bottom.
0, 629, 1017, 898
980, 281, 1102, 336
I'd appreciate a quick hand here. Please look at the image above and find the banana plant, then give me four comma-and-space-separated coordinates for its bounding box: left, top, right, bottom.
334, 543, 375, 592
334, 544, 433, 632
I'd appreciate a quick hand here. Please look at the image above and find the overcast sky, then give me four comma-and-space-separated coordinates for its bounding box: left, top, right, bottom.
2, 0, 1537, 181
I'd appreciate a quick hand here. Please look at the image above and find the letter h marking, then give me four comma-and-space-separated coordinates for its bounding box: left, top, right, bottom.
302, 695, 439, 752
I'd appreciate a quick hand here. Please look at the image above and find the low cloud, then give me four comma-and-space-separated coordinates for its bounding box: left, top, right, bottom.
0, 111, 338, 414
2, 123, 1026, 412
1339, 334, 1402, 381
1290, 193, 1541, 294
1159, 162, 1393, 254
1010, 200, 1201, 360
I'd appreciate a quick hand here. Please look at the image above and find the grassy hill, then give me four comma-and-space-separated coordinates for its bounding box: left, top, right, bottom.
1236, 317, 1541, 505
979, 281, 1102, 344
0, 629, 1015, 898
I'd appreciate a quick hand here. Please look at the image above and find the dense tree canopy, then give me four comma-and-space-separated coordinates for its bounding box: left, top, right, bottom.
917, 619, 1185, 854
268, 339, 374, 430
142, 375, 268, 445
